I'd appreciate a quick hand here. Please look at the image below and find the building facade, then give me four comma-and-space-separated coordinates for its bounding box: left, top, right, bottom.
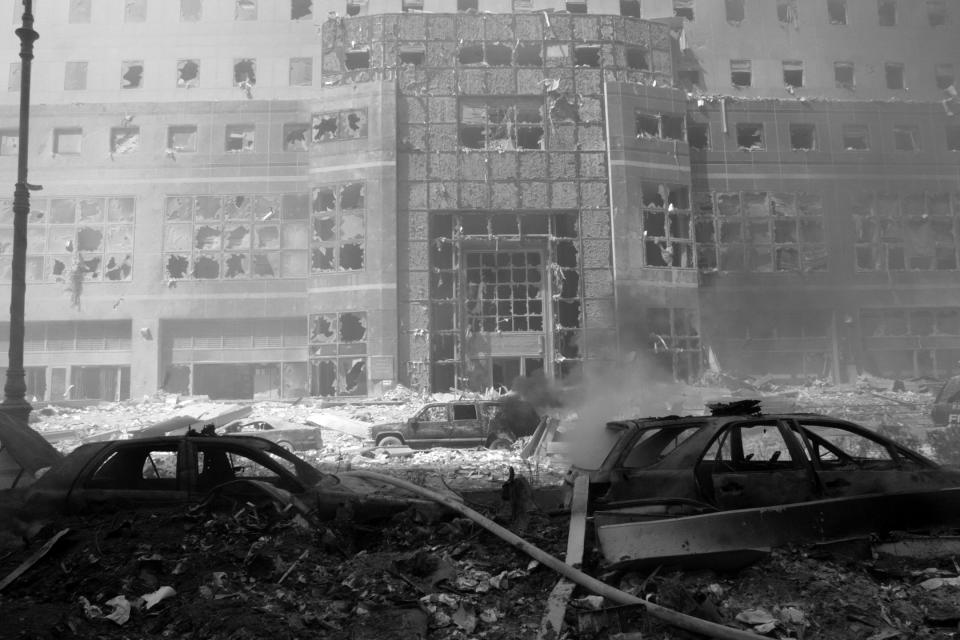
0, 0, 957, 401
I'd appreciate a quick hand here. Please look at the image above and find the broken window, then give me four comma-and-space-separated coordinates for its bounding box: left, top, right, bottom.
345, 49, 370, 70
168, 125, 197, 153
854, 192, 956, 272
465, 252, 545, 332
125, 0, 147, 22
402, 0, 423, 11
180, 0, 201, 21
893, 125, 920, 151
626, 47, 648, 70
399, 46, 425, 66
834, 61, 854, 88
309, 311, 367, 396
310, 183, 365, 272
53, 128, 83, 155
64, 61, 87, 90
68, 0, 91, 23
486, 44, 512, 67
827, 0, 846, 24
225, 124, 255, 152
313, 113, 338, 142
121, 60, 143, 89
725, 0, 744, 23
346, 2, 363, 15
459, 99, 544, 151
234, 59, 256, 86
673, 0, 693, 19
777, 0, 797, 24
282, 123, 309, 151
730, 60, 751, 87
635, 111, 684, 141
687, 123, 708, 150
573, 45, 601, 67
110, 127, 140, 155
178, 59, 199, 88
458, 44, 483, 65
458, 0, 478, 11
927, 0, 947, 26
878, 0, 896, 25
622, 0, 641, 17
679, 69, 701, 90
291, 0, 311, 19
289, 57, 312, 86
789, 123, 815, 151
842, 124, 869, 150
783, 60, 803, 88
885, 62, 905, 89
0, 130, 17, 156
735, 123, 764, 150
936, 64, 955, 90
948, 126, 960, 151
565, 1, 587, 13
235, 0, 256, 20
642, 185, 694, 269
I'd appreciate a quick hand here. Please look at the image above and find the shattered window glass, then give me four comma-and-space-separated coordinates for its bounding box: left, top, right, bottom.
309, 311, 367, 396
459, 98, 544, 151
161, 193, 309, 281
310, 182, 366, 272
853, 191, 957, 272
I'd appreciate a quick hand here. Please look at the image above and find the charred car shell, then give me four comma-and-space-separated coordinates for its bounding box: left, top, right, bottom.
567, 412, 960, 515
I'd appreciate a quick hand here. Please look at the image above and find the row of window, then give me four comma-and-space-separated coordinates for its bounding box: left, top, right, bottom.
725, 59, 954, 92
0, 110, 367, 157
714, 0, 949, 27
7, 57, 314, 92
41, 0, 314, 24
636, 113, 960, 154
394, 0, 640, 16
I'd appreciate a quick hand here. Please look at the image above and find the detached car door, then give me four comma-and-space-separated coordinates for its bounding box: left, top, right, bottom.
701, 419, 817, 510
71, 441, 189, 511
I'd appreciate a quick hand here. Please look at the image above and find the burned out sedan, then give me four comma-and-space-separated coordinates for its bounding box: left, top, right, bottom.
220, 419, 323, 452
569, 406, 960, 515
17, 434, 436, 520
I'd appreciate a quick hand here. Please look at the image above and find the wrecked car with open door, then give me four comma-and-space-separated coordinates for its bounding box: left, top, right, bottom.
14, 434, 441, 522
564, 403, 960, 568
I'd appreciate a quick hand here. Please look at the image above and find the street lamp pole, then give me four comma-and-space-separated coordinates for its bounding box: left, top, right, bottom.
2, 0, 38, 421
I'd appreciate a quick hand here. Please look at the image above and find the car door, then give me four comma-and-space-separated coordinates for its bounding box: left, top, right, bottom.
792, 418, 944, 498
71, 441, 189, 511
408, 404, 450, 447
701, 419, 817, 510
450, 402, 484, 446
187, 440, 305, 495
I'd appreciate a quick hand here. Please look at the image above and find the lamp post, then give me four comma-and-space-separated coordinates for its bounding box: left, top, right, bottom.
1, 1, 38, 421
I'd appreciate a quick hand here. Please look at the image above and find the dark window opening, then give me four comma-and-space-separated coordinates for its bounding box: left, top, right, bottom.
947, 126, 960, 151
486, 44, 512, 66
283, 124, 309, 151
777, 0, 797, 23
574, 45, 601, 67
621, 0, 641, 17
878, 0, 896, 26
566, 2, 588, 14
234, 59, 256, 85
893, 125, 920, 151
399, 47, 425, 65
725, 0, 745, 23
661, 115, 685, 140
842, 125, 869, 150
790, 124, 816, 150
827, 0, 847, 24
688, 123, 708, 150
736, 123, 764, 150
674, 0, 694, 20
626, 47, 648, 70
345, 49, 370, 70
122, 61, 143, 89
178, 59, 199, 87
783, 61, 803, 88
458, 0, 478, 11
346, 2, 361, 16
731, 60, 751, 87
936, 64, 954, 90
679, 69, 701, 89
928, 0, 947, 27
885, 63, 904, 89
515, 44, 542, 65
458, 44, 484, 65
636, 114, 659, 138
291, 0, 312, 19
834, 62, 854, 88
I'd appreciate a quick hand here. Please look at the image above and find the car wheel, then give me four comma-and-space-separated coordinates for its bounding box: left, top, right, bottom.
487, 434, 514, 450
277, 441, 294, 452
377, 435, 404, 448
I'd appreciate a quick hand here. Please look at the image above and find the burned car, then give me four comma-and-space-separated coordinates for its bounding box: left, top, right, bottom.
569, 408, 960, 514
565, 403, 960, 568
15, 434, 438, 520
931, 375, 960, 427
220, 419, 323, 452
368, 396, 541, 449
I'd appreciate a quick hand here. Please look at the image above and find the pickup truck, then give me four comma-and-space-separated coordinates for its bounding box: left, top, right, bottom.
368, 397, 541, 450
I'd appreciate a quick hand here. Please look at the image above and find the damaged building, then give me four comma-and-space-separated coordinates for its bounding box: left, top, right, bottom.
0, 0, 957, 400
